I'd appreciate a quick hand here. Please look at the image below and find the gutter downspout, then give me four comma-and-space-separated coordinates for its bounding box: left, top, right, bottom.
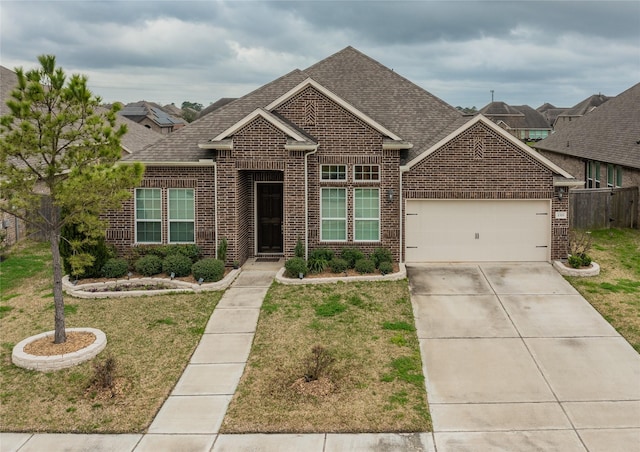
399, 168, 404, 264
304, 146, 319, 261
214, 162, 218, 259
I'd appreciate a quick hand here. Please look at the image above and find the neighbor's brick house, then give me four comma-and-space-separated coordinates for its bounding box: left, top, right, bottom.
107, 47, 579, 264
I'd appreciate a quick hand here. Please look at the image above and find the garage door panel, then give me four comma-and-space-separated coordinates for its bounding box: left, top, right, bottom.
405, 200, 550, 262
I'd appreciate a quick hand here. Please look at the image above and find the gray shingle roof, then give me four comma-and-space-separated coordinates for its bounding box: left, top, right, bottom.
197, 98, 237, 119
535, 83, 640, 170
120, 101, 186, 127
124, 47, 464, 164
479, 102, 551, 130
561, 94, 611, 117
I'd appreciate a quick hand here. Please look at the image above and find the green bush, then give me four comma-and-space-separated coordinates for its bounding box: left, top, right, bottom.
60, 222, 115, 278
294, 238, 305, 258
285, 257, 308, 278
341, 248, 365, 268
354, 258, 375, 274
308, 257, 328, 274
192, 258, 225, 282
580, 253, 592, 267
101, 258, 129, 278
378, 261, 394, 275
329, 257, 349, 273
569, 253, 592, 268
372, 247, 393, 268
309, 248, 334, 261
167, 244, 201, 262
134, 255, 163, 276
162, 254, 193, 277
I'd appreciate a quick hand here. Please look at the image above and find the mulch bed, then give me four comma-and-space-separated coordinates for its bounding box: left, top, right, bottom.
23, 331, 96, 356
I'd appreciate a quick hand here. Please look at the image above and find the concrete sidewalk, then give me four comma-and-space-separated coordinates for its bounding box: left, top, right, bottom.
409, 262, 640, 452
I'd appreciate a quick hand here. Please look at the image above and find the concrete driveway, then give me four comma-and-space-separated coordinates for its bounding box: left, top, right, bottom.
408, 263, 640, 452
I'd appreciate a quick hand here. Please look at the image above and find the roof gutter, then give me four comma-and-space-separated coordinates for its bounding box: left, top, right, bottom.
117, 160, 216, 167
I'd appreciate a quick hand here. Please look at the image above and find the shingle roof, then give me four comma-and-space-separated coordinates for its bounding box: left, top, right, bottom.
197, 98, 237, 119
123, 47, 464, 164
479, 102, 551, 131
1, 65, 160, 154
120, 101, 186, 127
561, 94, 611, 117
534, 83, 640, 169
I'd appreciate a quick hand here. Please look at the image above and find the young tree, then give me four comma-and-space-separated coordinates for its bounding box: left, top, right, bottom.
0, 55, 144, 343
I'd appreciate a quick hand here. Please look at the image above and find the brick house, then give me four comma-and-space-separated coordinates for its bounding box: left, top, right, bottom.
110, 47, 579, 265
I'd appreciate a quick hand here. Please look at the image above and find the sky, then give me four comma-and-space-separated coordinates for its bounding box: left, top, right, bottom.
1, 0, 639, 111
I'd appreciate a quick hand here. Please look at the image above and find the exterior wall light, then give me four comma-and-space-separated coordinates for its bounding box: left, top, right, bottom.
387, 189, 394, 202
557, 187, 566, 200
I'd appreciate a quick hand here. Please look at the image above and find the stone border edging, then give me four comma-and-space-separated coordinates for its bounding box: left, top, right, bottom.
275, 263, 407, 285
12, 327, 107, 372
62, 269, 241, 299
553, 260, 600, 277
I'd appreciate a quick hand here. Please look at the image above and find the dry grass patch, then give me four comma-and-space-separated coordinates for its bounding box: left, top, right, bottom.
565, 228, 640, 352
221, 280, 430, 433
0, 241, 221, 432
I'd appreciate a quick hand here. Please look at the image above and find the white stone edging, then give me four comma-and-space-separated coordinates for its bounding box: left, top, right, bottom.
275, 263, 407, 285
62, 268, 241, 299
554, 260, 600, 277
12, 327, 107, 372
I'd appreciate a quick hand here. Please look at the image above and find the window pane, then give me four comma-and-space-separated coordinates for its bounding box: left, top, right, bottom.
321, 188, 346, 241
136, 222, 161, 243
321, 220, 346, 241
170, 222, 195, 242
136, 188, 161, 220
616, 167, 623, 187
321, 165, 346, 180
169, 189, 194, 220
354, 188, 379, 241
355, 220, 379, 241
354, 165, 380, 181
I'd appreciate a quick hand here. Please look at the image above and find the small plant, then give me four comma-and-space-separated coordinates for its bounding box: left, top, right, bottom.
285, 257, 307, 278
303, 345, 335, 382
162, 253, 192, 277
101, 258, 129, 278
569, 229, 593, 257
217, 238, 228, 263
371, 247, 393, 268
568, 253, 592, 269
134, 254, 163, 276
233, 260, 240, 269
167, 244, 201, 262
191, 258, 225, 282
341, 248, 365, 268
294, 237, 305, 258
91, 356, 117, 396
329, 257, 349, 273
378, 261, 394, 275
355, 257, 375, 274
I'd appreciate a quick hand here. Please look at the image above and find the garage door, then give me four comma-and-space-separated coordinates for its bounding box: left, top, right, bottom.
405, 200, 551, 262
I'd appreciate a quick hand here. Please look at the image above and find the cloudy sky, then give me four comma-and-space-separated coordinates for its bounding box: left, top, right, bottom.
1, 1, 639, 110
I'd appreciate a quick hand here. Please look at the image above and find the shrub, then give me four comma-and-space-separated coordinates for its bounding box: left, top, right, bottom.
341, 248, 365, 268
101, 258, 129, 278
91, 356, 117, 396
285, 257, 308, 278
303, 345, 335, 382
329, 257, 349, 273
309, 248, 334, 261
167, 244, 201, 262
569, 253, 592, 268
134, 255, 163, 276
372, 247, 393, 268
354, 257, 375, 274
162, 253, 193, 277
217, 238, 228, 263
192, 258, 225, 282
294, 237, 305, 258
308, 257, 328, 274
378, 261, 394, 275
579, 253, 592, 267
60, 222, 115, 278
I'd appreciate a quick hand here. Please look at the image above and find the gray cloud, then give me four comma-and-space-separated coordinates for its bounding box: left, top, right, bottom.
1, 0, 638, 109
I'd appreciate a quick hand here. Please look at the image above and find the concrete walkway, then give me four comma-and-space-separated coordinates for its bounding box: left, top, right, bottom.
408, 262, 640, 452
3, 262, 639, 451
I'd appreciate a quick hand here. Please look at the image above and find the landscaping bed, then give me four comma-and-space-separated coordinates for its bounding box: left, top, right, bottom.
221, 280, 431, 433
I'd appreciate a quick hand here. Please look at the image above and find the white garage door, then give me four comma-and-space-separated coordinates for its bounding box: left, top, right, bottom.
405, 200, 551, 262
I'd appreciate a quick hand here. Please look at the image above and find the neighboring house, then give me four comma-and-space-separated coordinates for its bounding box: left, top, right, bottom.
552, 94, 611, 132
478, 102, 552, 141
537, 102, 569, 130
107, 46, 578, 265
534, 83, 640, 226
0, 65, 162, 245
119, 101, 186, 134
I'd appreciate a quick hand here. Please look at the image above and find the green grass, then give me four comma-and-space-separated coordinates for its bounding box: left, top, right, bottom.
0, 241, 222, 433
565, 228, 640, 352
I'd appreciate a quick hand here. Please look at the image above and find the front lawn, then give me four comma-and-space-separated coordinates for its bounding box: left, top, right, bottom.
0, 241, 221, 432
221, 280, 430, 433
564, 228, 640, 352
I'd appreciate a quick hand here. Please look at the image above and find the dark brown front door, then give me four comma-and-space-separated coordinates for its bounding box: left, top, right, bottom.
257, 183, 283, 253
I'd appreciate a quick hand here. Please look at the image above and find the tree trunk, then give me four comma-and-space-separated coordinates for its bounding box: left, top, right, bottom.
50, 231, 66, 344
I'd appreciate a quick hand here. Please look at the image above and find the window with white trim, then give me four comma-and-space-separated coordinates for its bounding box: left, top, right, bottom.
321, 165, 346, 181
607, 164, 615, 188
354, 188, 380, 241
354, 165, 380, 181
587, 161, 601, 188
615, 166, 623, 187
321, 188, 346, 241
136, 188, 162, 243
168, 188, 195, 243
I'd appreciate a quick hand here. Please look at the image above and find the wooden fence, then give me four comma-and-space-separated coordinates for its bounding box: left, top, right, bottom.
570, 187, 639, 229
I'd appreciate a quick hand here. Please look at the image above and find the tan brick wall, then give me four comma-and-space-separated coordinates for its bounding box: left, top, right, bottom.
403, 122, 569, 260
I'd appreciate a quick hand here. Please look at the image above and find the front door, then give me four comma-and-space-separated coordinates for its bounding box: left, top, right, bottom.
257, 183, 283, 253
